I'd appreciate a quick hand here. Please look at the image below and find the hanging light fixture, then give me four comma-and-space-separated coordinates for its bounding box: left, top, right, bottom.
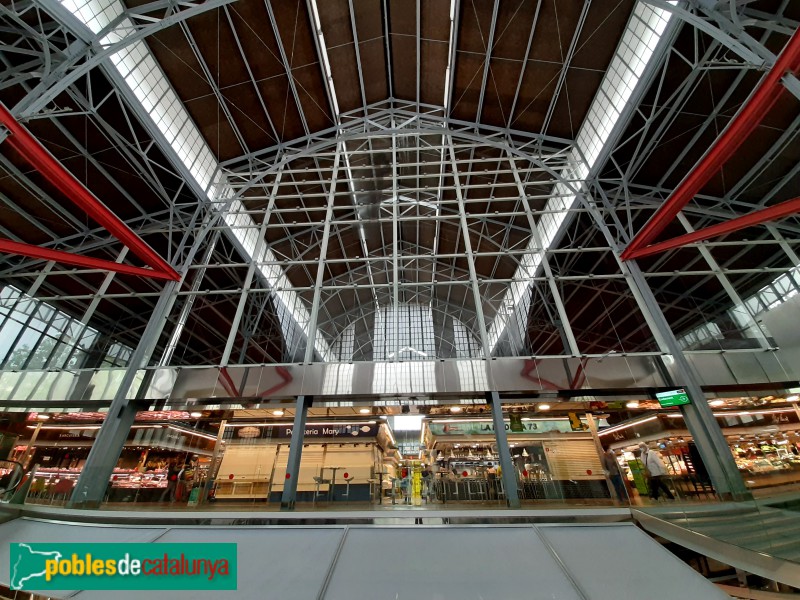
521, 448, 529, 457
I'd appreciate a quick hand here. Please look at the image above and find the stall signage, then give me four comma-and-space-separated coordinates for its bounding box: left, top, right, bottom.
228, 423, 378, 442
656, 389, 691, 408
428, 420, 583, 436
276, 423, 378, 439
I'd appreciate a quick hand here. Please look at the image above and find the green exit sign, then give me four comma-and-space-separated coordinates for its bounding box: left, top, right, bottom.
656, 388, 691, 408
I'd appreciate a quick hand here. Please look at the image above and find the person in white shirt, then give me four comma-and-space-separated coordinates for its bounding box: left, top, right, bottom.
639, 443, 675, 501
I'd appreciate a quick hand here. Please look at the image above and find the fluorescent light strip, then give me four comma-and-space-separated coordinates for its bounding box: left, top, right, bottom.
27, 425, 101, 430
597, 415, 658, 437
666, 408, 797, 418
443, 0, 457, 109
309, 0, 339, 117
27, 424, 161, 431
166, 425, 218, 441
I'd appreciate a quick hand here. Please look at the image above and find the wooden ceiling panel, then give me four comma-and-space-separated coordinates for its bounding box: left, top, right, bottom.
147, 26, 214, 102
226, 2, 291, 81
255, 75, 305, 141
713, 121, 786, 200
185, 11, 250, 91
390, 35, 417, 100
456, 0, 493, 55
353, 0, 384, 39
479, 59, 523, 128
421, 0, 450, 42
527, 1, 580, 64
317, 0, 354, 47
182, 92, 247, 161
221, 85, 279, 153
420, 39, 448, 107
546, 68, 603, 140
271, 0, 323, 68
509, 61, 560, 133
389, 0, 415, 36
293, 64, 336, 132
571, 0, 634, 71
358, 38, 389, 104
491, 0, 537, 60
327, 44, 363, 113
450, 52, 484, 122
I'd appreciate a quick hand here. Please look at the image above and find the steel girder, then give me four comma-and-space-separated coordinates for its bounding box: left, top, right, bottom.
622, 25, 800, 260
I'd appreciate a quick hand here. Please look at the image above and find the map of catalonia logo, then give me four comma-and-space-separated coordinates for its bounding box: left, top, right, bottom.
10, 543, 237, 590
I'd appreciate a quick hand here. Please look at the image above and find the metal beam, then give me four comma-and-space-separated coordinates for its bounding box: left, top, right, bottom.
303, 147, 342, 362
0, 239, 176, 280
18, 0, 237, 117
622, 26, 800, 259
474, 0, 499, 123
0, 102, 179, 280
626, 196, 800, 260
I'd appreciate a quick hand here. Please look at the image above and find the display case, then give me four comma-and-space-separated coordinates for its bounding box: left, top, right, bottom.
26, 467, 172, 503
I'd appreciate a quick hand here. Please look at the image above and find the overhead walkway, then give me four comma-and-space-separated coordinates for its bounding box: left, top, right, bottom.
0, 506, 727, 600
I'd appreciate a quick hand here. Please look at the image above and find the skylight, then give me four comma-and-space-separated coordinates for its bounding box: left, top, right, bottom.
487, 2, 677, 353
60, 0, 331, 362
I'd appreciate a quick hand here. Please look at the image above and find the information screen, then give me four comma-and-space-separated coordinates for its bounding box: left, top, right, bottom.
656, 389, 691, 408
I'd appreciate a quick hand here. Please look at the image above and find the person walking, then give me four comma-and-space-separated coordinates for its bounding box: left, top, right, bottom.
159, 459, 179, 503
486, 462, 498, 500
639, 443, 675, 501
603, 449, 627, 503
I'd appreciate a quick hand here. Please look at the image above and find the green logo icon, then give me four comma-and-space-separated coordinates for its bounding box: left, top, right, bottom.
10, 543, 237, 590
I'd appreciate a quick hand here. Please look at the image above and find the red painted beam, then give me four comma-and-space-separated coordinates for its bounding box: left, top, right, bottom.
217, 367, 240, 397
258, 365, 293, 397
622, 27, 800, 261
0, 102, 179, 281
624, 196, 800, 260
0, 238, 178, 280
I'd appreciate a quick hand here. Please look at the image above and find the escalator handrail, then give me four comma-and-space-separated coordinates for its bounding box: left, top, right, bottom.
0, 460, 25, 496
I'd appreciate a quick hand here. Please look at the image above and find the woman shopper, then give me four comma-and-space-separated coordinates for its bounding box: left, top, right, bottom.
639, 443, 675, 501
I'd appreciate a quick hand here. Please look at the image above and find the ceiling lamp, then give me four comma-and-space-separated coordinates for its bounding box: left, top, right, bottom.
190, 412, 202, 418
359, 408, 371, 414
272, 410, 284, 416
538, 404, 551, 411
709, 399, 725, 407
450, 406, 462, 413
626, 401, 640, 409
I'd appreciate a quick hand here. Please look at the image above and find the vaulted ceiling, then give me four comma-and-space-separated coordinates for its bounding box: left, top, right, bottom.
0, 0, 798, 367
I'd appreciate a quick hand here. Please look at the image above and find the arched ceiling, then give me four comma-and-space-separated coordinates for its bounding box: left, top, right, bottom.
0, 0, 798, 367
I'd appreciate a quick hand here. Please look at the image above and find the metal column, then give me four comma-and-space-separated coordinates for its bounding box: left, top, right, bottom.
581, 185, 752, 501
625, 261, 750, 501
281, 395, 311, 510
67, 279, 181, 507
486, 391, 520, 508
